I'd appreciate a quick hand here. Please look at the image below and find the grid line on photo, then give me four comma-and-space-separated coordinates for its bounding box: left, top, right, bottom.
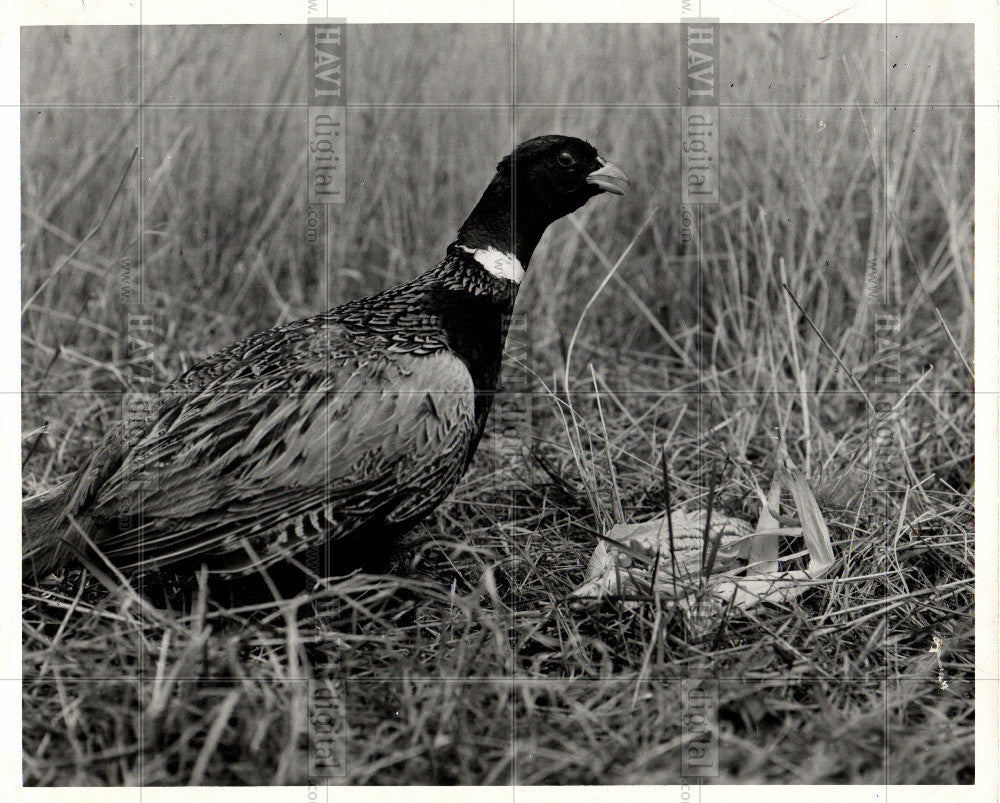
12, 102, 990, 108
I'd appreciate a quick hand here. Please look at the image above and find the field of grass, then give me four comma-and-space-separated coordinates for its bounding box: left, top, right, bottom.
21, 23, 974, 785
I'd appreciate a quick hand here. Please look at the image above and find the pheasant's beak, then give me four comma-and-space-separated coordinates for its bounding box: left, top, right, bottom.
586, 157, 630, 195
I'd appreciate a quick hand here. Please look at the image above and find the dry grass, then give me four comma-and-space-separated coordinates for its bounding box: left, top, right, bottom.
21, 24, 973, 784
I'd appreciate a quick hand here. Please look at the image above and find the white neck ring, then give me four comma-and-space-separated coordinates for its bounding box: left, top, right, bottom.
458, 245, 525, 284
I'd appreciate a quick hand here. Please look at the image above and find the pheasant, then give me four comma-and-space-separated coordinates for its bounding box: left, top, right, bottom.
23, 134, 629, 583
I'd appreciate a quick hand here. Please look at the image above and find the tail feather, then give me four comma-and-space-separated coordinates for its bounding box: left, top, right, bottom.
22, 484, 79, 581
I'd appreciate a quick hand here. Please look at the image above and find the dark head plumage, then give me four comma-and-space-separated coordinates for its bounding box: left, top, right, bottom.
457, 135, 629, 266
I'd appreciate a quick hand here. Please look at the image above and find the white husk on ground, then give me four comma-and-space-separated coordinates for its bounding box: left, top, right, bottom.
572, 460, 836, 633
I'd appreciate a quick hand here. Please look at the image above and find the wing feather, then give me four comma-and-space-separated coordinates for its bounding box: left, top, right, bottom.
81, 341, 475, 572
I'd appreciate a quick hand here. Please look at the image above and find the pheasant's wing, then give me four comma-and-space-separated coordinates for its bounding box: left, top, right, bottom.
62, 315, 334, 514
75, 324, 475, 571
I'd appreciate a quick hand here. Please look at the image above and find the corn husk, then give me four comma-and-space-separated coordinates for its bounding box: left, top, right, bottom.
571, 467, 836, 634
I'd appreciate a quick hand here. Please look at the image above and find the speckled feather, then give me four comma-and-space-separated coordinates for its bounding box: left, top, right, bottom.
32, 250, 511, 575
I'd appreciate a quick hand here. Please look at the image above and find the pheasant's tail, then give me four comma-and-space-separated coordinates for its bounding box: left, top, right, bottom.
22, 486, 80, 582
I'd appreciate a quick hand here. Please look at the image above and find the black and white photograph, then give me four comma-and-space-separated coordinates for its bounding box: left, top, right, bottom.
8, 0, 996, 794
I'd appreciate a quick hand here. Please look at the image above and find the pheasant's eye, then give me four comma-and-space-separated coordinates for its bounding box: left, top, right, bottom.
556, 150, 575, 167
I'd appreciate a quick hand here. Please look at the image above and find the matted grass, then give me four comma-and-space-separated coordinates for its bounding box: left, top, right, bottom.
21, 24, 973, 784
